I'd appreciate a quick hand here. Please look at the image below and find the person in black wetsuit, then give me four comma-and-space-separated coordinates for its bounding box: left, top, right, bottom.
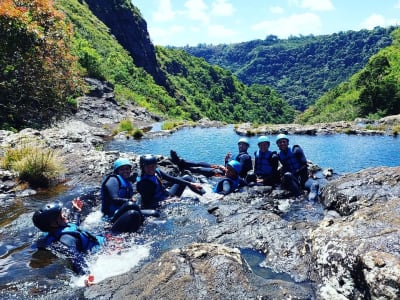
136, 154, 205, 210
32, 199, 105, 282
170, 137, 253, 179
252, 135, 280, 186
100, 157, 145, 233
213, 160, 246, 199
276, 133, 319, 200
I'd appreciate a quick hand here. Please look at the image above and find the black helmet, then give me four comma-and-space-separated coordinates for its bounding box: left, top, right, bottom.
32, 201, 63, 232
139, 154, 157, 168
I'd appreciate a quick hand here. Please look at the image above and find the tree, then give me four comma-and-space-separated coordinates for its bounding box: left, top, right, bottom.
0, 0, 83, 130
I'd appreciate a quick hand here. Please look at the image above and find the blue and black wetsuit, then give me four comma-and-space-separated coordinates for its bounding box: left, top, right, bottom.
234, 151, 253, 179
36, 212, 105, 275
278, 145, 318, 198
101, 174, 143, 233
254, 150, 280, 186
213, 176, 245, 195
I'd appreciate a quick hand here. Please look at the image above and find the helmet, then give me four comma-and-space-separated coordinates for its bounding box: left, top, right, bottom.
276, 133, 289, 144
227, 160, 241, 174
140, 154, 157, 168
113, 158, 132, 172
238, 137, 249, 146
257, 136, 270, 145
32, 201, 63, 232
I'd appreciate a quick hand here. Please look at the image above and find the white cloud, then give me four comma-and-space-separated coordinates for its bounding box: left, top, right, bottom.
270, 5, 284, 14
148, 25, 185, 45
184, 0, 209, 23
251, 13, 322, 38
395, 1, 400, 8
153, 0, 176, 22
207, 24, 237, 38
298, 0, 334, 11
359, 14, 388, 29
211, 0, 234, 16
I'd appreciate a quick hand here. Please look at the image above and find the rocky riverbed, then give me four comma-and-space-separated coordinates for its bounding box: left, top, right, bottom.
1, 79, 399, 299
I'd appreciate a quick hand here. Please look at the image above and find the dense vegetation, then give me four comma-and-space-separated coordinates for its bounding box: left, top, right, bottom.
0, 0, 295, 130
0, 0, 84, 130
297, 29, 400, 124
156, 47, 295, 123
182, 28, 395, 111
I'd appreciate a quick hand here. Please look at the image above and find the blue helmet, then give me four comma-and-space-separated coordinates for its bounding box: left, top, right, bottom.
32, 201, 63, 232
227, 160, 241, 174
238, 137, 249, 146
276, 133, 289, 144
113, 158, 132, 172
257, 136, 270, 145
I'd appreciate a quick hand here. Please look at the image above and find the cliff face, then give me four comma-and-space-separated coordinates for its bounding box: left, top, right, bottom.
84, 0, 167, 87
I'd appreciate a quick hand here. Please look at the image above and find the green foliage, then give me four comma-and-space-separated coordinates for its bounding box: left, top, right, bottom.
0, 0, 84, 130
55, 0, 179, 119
157, 47, 296, 124
1, 140, 65, 187
183, 28, 395, 111
297, 28, 400, 124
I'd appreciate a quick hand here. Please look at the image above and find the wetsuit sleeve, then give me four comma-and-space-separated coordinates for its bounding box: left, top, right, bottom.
57, 235, 88, 275
159, 169, 192, 186
69, 211, 81, 226
105, 176, 131, 206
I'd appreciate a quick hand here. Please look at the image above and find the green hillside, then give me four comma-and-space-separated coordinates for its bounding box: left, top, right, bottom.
0, 0, 295, 130
297, 28, 400, 124
182, 28, 395, 111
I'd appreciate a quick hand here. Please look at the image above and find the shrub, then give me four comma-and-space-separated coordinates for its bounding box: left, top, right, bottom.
1, 141, 65, 187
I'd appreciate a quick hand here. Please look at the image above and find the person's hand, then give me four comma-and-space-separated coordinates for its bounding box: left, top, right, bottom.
84, 274, 95, 287
190, 183, 202, 191
224, 152, 232, 163
72, 197, 83, 211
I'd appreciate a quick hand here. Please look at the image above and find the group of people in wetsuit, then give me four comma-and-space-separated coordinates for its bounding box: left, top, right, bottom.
32, 132, 319, 285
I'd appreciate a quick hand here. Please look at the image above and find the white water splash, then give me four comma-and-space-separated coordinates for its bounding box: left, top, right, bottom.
71, 210, 152, 287
71, 242, 151, 287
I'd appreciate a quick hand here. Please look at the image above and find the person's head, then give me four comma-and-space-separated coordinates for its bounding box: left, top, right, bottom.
237, 137, 249, 153
32, 201, 69, 232
276, 133, 289, 151
140, 154, 157, 175
226, 160, 241, 178
113, 158, 132, 179
257, 136, 270, 152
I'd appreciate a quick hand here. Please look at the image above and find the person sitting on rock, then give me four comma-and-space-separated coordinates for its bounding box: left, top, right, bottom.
250, 135, 280, 186
32, 198, 105, 278
213, 160, 246, 198
101, 158, 156, 233
136, 154, 205, 210
170, 137, 253, 179
275, 133, 319, 200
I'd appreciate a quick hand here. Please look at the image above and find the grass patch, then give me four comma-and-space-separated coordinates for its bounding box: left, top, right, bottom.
1, 141, 65, 188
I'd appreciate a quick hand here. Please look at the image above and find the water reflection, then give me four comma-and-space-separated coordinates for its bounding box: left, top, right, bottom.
107, 125, 400, 174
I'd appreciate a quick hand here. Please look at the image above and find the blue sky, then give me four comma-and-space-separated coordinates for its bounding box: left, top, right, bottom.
131, 0, 400, 46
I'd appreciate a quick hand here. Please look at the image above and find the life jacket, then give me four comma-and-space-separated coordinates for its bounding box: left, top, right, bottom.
235, 152, 252, 177
278, 145, 307, 176
101, 174, 134, 217
38, 223, 105, 253
254, 150, 274, 176
137, 169, 168, 202
213, 176, 242, 194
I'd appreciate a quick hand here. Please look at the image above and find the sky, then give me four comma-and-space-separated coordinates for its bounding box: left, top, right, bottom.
131, 0, 400, 46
